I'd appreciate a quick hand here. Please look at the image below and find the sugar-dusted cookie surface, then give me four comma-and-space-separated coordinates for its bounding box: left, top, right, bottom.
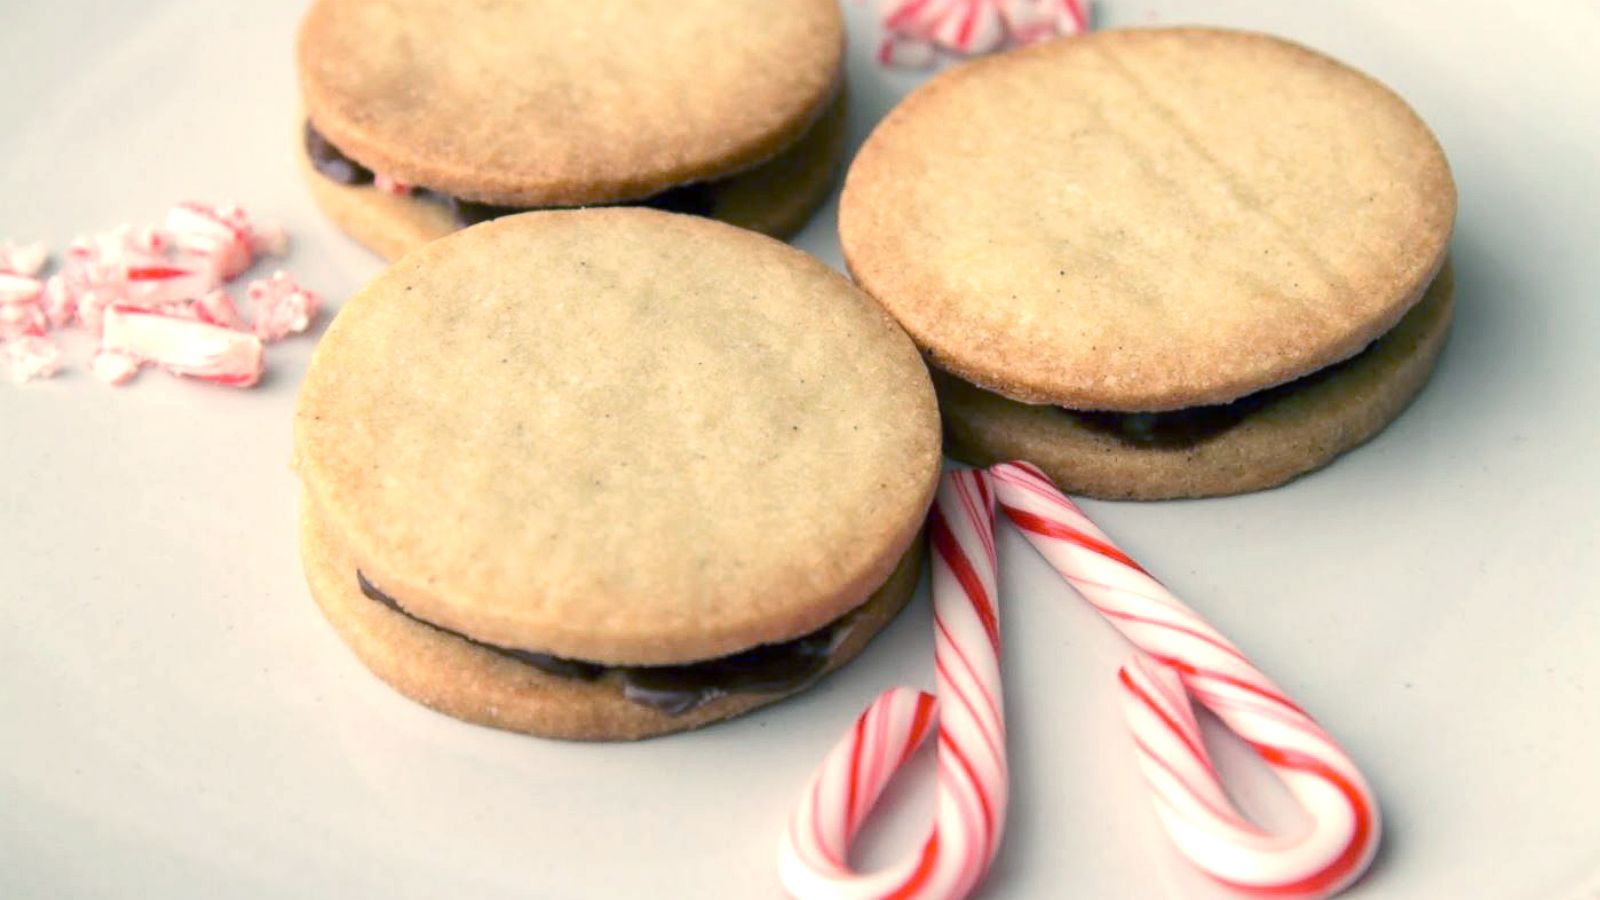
939, 266, 1455, 499
298, 0, 843, 206
299, 93, 850, 261
294, 209, 941, 666
841, 27, 1455, 411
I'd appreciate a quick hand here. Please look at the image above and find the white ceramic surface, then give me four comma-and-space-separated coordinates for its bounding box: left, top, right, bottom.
3, 1, 1598, 897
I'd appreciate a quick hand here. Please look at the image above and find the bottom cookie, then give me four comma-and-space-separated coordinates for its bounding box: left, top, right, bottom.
938, 265, 1456, 500
299, 92, 849, 261
299, 504, 923, 741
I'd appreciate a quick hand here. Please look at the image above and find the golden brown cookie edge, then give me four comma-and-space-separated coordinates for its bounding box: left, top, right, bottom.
298, 90, 848, 260
938, 265, 1456, 500
301, 504, 924, 741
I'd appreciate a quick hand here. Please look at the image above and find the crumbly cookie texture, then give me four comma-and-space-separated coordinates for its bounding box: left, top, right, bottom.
297, 0, 843, 206
299, 92, 849, 261
841, 27, 1455, 412
300, 504, 924, 741
294, 209, 941, 666
939, 266, 1455, 500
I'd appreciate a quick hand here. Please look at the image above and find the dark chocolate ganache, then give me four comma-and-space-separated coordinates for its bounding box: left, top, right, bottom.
357, 572, 846, 716
305, 121, 714, 225
1070, 400, 1266, 447
1067, 346, 1365, 447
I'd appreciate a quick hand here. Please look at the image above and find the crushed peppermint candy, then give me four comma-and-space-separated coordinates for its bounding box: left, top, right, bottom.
3, 335, 63, 384
164, 201, 258, 281
247, 271, 321, 342
195, 288, 244, 330
0, 272, 45, 308
90, 349, 142, 386
0, 202, 322, 386
101, 305, 264, 388
1, 301, 49, 342
873, 0, 1091, 68
372, 173, 413, 196
0, 240, 49, 278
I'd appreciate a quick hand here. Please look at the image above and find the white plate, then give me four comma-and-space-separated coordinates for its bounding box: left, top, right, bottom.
3, 1, 1598, 897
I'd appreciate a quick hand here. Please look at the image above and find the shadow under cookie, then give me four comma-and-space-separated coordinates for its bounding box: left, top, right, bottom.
937, 265, 1456, 500
299, 92, 848, 261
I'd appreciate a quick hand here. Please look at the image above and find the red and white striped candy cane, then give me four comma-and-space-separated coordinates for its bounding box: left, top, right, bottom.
165, 201, 254, 280
780, 469, 1007, 900
874, 0, 1089, 68
0, 271, 45, 306
989, 461, 1380, 898
124, 264, 220, 308
100, 304, 263, 388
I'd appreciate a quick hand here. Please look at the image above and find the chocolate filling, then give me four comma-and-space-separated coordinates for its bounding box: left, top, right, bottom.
1067, 346, 1366, 447
305, 121, 714, 225
357, 572, 846, 716
305, 121, 373, 186
1070, 401, 1266, 447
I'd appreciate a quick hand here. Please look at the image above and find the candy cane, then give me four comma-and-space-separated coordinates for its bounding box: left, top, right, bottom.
124, 264, 221, 308
100, 304, 263, 387
373, 173, 414, 196
927, 1, 1006, 55
90, 350, 142, 386
0, 240, 49, 277
2, 335, 61, 383
780, 469, 1007, 900
989, 461, 1380, 898
4, 202, 308, 386
165, 201, 254, 280
0, 301, 48, 341
874, 0, 1090, 67
0, 272, 45, 306
0, 279, 48, 341
245, 271, 321, 342
195, 288, 244, 330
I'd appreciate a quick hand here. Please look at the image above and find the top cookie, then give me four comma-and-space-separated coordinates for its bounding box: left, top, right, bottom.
840, 27, 1455, 411
294, 209, 940, 666
297, 0, 843, 207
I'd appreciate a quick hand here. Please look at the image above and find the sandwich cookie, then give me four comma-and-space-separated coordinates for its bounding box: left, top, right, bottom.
296, 0, 847, 259
293, 209, 941, 740
840, 27, 1457, 499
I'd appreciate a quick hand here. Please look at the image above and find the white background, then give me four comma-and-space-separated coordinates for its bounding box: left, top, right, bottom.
2, 1, 1597, 897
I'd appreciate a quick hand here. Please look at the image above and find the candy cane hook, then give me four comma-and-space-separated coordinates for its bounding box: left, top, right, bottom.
990, 461, 1380, 898
779, 469, 1008, 900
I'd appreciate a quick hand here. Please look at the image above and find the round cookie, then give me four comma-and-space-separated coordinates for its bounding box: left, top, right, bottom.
297, 0, 843, 206
939, 265, 1455, 500
300, 506, 923, 742
294, 209, 942, 738
299, 92, 849, 261
840, 27, 1456, 412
